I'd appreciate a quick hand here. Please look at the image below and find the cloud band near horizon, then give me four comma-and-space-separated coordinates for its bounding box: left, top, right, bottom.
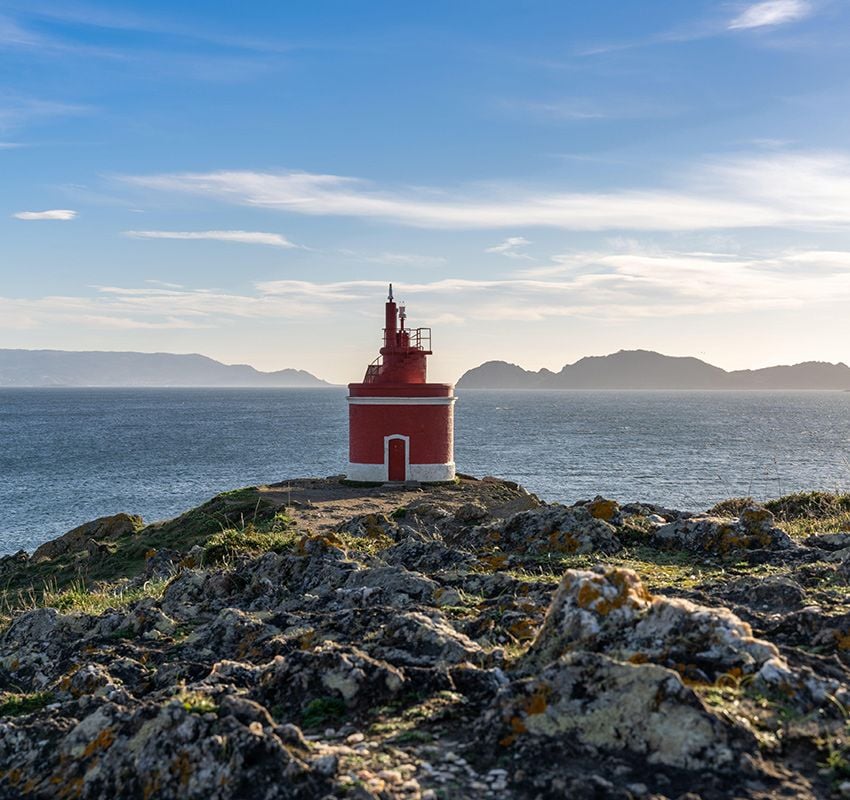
3, 246, 850, 334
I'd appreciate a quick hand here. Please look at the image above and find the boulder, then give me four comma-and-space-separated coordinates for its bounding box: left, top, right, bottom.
720, 575, 806, 614
368, 610, 486, 667
654, 505, 795, 554
805, 532, 850, 551
482, 651, 749, 770
524, 566, 846, 711
471, 505, 622, 556
0, 549, 29, 577
0, 699, 332, 799
253, 643, 404, 720
32, 513, 143, 561
576, 495, 621, 524
0, 607, 97, 687
379, 538, 475, 573
181, 608, 281, 662
341, 565, 439, 606
525, 567, 778, 679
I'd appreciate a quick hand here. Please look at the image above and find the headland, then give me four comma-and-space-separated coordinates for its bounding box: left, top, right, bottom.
1, 476, 849, 799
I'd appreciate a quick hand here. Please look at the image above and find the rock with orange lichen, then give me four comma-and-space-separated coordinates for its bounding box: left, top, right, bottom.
469, 504, 622, 557
480, 651, 752, 771
525, 567, 772, 678
524, 566, 848, 712
2, 478, 849, 800
0, 699, 333, 799
654, 505, 795, 554
578, 496, 622, 524
0, 608, 99, 688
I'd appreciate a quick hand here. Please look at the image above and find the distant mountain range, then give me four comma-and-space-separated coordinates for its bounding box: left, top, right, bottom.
0, 350, 331, 388
457, 350, 850, 390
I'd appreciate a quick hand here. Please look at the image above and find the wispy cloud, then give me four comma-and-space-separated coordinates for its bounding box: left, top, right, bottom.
485, 236, 533, 259
728, 1, 811, 30
146, 279, 185, 289
0, 96, 89, 133
499, 98, 607, 121
338, 250, 447, 267
13, 209, 76, 220
579, 0, 814, 56
0, 12, 123, 59
500, 96, 680, 123
123, 150, 850, 233
124, 230, 299, 248
4, 1, 297, 53
519, 245, 850, 317
4, 244, 850, 333
0, 15, 42, 48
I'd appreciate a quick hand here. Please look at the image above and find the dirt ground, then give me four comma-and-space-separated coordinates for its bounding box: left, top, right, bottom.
260, 474, 540, 536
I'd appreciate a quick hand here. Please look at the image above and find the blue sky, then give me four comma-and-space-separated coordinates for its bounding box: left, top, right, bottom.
3, 0, 850, 383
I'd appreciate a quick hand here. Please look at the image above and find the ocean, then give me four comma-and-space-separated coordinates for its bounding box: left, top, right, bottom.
1, 388, 849, 555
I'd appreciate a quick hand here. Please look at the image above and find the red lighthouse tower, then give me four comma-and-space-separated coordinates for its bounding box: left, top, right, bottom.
347, 285, 456, 483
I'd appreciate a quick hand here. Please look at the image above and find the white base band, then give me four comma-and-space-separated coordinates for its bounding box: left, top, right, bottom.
346, 461, 456, 483
348, 396, 456, 406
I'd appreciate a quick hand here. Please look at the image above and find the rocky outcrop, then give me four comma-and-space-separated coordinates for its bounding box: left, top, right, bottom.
483, 652, 751, 770
524, 567, 778, 676
1, 478, 847, 799
523, 566, 846, 711
654, 506, 796, 554
469, 504, 623, 557
32, 513, 143, 561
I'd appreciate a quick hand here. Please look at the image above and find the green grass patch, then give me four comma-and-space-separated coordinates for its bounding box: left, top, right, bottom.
203, 524, 299, 563
302, 696, 348, 729
333, 529, 395, 557
707, 497, 757, 517
0, 691, 53, 717
504, 546, 792, 592
776, 511, 850, 540
177, 690, 218, 715
1, 487, 278, 616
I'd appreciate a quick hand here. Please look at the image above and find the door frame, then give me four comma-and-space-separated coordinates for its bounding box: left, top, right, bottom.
384, 434, 410, 481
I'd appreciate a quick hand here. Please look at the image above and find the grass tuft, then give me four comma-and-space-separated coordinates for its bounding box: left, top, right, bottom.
2, 576, 170, 629
203, 512, 298, 563
302, 696, 347, 729
0, 691, 54, 717
177, 690, 218, 715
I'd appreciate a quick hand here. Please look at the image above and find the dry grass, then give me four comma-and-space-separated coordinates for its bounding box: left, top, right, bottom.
709, 491, 850, 540
1, 576, 170, 629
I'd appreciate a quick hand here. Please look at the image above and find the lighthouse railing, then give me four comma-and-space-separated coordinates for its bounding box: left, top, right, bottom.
379, 327, 432, 353
408, 327, 432, 352
364, 355, 383, 383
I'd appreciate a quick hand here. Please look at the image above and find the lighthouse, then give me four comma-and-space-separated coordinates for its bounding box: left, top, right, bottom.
346, 285, 456, 483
